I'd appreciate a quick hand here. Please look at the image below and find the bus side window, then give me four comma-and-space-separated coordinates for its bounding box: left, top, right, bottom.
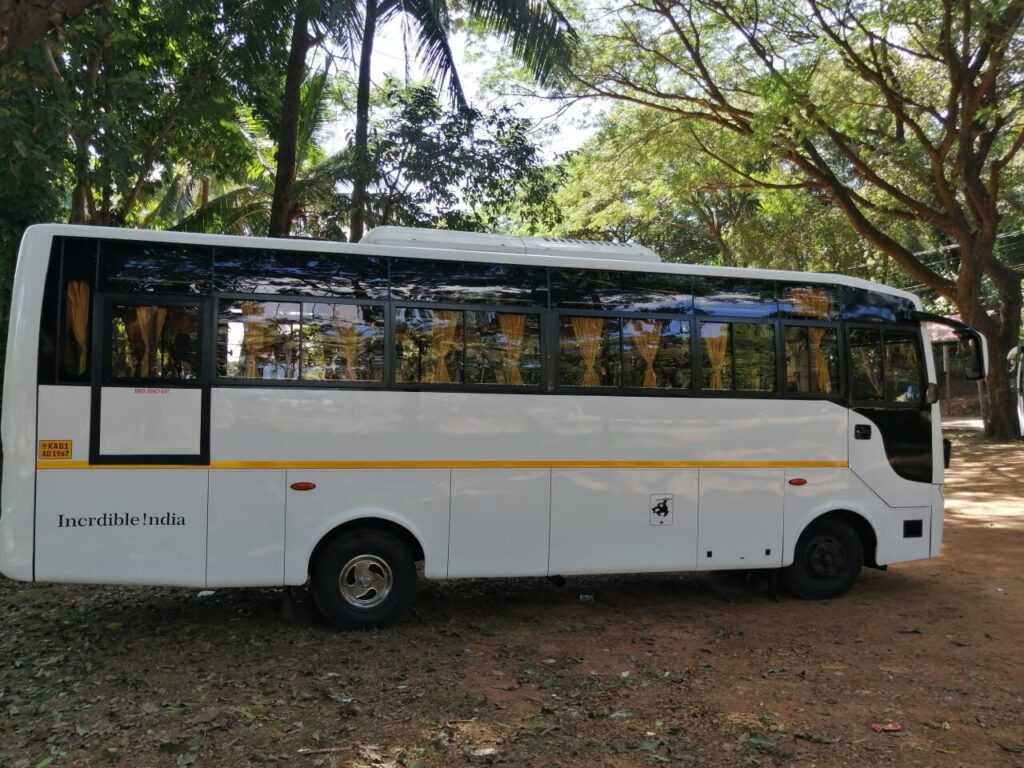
108, 305, 201, 381
58, 238, 98, 383
784, 325, 839, 395
884, 331, 923, 403
700, 321, 776, 392
848, 328, 883, 401
558, 316, 620, 388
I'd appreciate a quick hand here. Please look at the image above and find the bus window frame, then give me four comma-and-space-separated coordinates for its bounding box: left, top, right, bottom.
551, 307, 697, 396
212, 293, 390, 389
390, 300, 546, 393
779, 318, 846, 401
695, 315, 783, 397
98, 293, 208, 389
845, 322, 928, 409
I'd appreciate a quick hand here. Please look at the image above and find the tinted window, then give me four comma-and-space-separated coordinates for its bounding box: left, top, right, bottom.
214, 248, 389, 298
694, 278, 777, 318
109, 305, 200, 380
302, 303, 386, 382
42, 238, 98, 384
784, 325, 840, 395
778, 284, 839, 320
848, 327, 883, 400
842, 287, 914, 322
390, 259, 546, 306
884, 330, 923, 403
99, 240, 212, 294
394, 308, 465, 384
465, 311, 542, 386
622, 318, 691, 389
559, 316, 620, 387
551, 270, 692, 312
218, 300, 301, 380
701, 321, 776, 392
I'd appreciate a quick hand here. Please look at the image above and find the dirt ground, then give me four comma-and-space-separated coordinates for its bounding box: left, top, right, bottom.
2, 430, 1023, 768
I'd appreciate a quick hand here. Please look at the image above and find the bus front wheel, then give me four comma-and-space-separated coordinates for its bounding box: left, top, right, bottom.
785, 516, 863, 600
311, 529, 416, 630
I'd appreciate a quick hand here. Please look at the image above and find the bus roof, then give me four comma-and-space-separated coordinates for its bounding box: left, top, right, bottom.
23, 223, 921, 307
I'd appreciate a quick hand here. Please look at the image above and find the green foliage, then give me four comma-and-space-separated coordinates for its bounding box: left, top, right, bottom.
365, 80, 560, 231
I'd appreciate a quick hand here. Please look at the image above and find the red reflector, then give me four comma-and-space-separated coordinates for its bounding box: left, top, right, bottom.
290, 482, 316, 491
788, 478, 808, 486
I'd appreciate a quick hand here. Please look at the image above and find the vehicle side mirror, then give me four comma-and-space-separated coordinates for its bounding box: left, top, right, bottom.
960, 335, 985, 381
925, 382, 940, 404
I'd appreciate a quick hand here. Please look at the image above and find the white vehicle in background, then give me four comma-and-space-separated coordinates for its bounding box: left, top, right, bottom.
1, 225, 987, 628
1010, 346, 1024, 437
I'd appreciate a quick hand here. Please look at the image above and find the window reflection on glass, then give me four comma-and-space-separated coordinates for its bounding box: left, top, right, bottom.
622, 318, 690, 388
109, 305, 200, 380
700, 322, 732, 390
390, 260, 546, 305
701, 322, 775, 392
694, 278, 777, 318
558, 316, 619, 387
784, 326, 839, 394
219, 301, 300, 380
100, 241, 212, 294
302, 304, 385, 381
779, 285, 838, 319
734, 323, 776, 391
465, 312, 541, 386
885, 331, 922, 403
848, 327, 883, 400
395, 308, 464, 384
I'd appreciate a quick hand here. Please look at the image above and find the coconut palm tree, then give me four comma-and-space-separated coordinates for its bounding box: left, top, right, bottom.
267, 0, 575, 240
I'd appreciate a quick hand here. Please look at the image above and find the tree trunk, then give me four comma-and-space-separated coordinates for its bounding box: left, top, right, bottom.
268, 2, 311, 238
958, 274, 1022, 440
0, 0, 105, 67
348, 0, 378, 244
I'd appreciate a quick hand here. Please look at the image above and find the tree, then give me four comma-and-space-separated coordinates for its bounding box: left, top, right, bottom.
0, 0, 105, 67
362, 80, 561, 230
181, 79, 559, 237
569, 0, 1024, 438
344, 0, 577, 241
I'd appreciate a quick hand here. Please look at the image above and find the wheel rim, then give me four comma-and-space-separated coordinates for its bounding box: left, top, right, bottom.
338, 554, 393, 609
806, 535, 847, 578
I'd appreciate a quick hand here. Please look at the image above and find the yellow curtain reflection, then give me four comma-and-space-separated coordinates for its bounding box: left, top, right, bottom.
65, 281, 90, 374
498, 313, 527, 385
338, 324, 361, 381
808, 327, 832, 392
632, 319, 663, 388
240, 301, 265, 378
571, 317, 606, 387
704, 324, 729, 390
134, 306, 167, 377
430, 310, 462, 383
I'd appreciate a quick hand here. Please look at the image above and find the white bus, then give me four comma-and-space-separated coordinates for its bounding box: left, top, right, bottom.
1, 225, 986, 629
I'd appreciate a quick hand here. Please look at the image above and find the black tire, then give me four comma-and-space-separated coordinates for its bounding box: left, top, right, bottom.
784, 516, 863, 600
311, 529, 416, 630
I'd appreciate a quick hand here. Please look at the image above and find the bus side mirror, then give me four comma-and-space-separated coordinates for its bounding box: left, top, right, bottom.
960, 335, 985, 381
925, 382, 940, 404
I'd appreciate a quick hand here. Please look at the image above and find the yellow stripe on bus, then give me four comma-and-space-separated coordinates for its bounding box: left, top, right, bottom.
37, 459, 849, 471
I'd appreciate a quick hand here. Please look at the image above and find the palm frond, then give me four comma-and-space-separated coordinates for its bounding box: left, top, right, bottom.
297, 70, 334, 157
397, 0, 467, 108
458, 0, 577, 86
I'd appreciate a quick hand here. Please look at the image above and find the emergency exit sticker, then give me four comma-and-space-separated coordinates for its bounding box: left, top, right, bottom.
38, 440, 72, 460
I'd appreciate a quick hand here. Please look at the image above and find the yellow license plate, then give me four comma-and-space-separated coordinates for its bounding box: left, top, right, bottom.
38, 440, 72, 460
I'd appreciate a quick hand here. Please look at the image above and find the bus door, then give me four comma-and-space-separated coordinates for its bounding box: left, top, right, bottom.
91, 296, 209, 464
846, 326, 934, 508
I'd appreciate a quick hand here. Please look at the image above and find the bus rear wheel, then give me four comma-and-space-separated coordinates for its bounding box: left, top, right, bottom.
311, 529, 416, 630
785, 516, 863, 600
